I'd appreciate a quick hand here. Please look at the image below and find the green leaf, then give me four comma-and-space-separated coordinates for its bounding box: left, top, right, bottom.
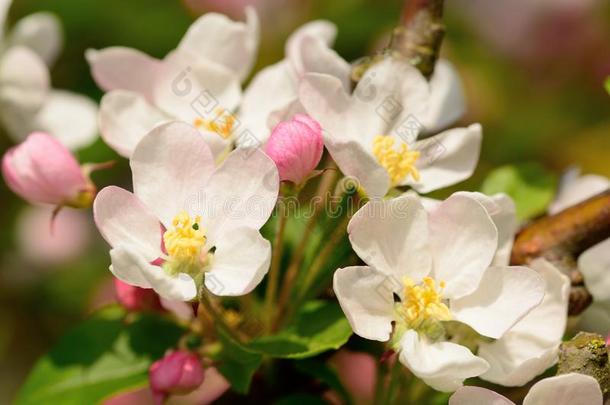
480, 163, 557, 220
249, 300, 352, 359
212, 327, 263, 394
15, 306, 184, 405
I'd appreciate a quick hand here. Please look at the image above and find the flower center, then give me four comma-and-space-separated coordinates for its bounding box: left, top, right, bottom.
372, 135, 420, 186
193, 108, 235, 139
162, 211, 207, 275
396, 277, 451, 332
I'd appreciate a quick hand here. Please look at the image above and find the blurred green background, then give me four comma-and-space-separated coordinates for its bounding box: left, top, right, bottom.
0, 0, 609, 400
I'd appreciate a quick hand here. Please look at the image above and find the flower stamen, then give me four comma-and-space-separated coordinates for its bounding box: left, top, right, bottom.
163, 211, 206, 265
372, 135, 421, 186
193, 108, 235, 139
397, 277, 451, 332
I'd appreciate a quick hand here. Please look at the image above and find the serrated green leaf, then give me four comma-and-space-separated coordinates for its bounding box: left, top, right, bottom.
249, 300, 352, 359
480, 163, 557, 220
15, 306, 184, 405
213, 327, 263, 394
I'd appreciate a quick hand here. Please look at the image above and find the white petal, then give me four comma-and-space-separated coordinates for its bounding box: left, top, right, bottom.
130, 122, 216, 227
93, 186, 162, 262
153, 50, 242, 122
86, 47, 161, 102
33, 90, 98, 150
238, 60, 297, 143
549, 173, 609, 215
199, 147, 279, 245
333, 266, 394, 341
99, 90, 168, 157
347, 194, 432, 280
0, 0, 11, 35
0, 46, 49, 117
451, 266, 545, 339
428, 192, 498, 299
423, 59, 466, 133
8, 12, 63, 66
205, 228, 270, 296
478, 258, 570, 386
579, 239, 610, 301
286, 20, 337, 58
324, 137, 390, 199
109, 247, 197, 301
406, 123, 482, 193
449, 386, 514, 405
453, 192, 516, 266
524, 374, 603, 405
399, 330, 489, 392
177, 7, 259, 82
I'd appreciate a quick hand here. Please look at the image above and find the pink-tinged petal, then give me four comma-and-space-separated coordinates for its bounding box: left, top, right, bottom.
199, 147, 279, 245
103, 387, 154, 405
99, 90, 168, 158
398, 330, 489, 392
423, 59, 466, 133
166, 367, 229, 405
178, 7, 259, 82
8, 12, 63, 66
2, 132, 87, 205
130, 122, 216, 228
114, 278, 163, 312
16, 205, 92, 265
450, 266, 545, 339
149, 351, 204, 397
264, 114, 323, 184
405, 123, 482, 193
333, 266, 394, 342
428, 192, 498, 299
109, 247, 197, 301
86, 47, 162, 102
347, 194, 432, 280
239, 60, 298, 144
0, 46, 49, 115
153, 50, 242, 123
94, 186, 162, 262
205, 227, 270, 296
524, 374, 603, 405
449, 386, 514, 405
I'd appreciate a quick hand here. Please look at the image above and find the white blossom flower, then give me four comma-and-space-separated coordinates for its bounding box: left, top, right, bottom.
87, 8, 259, 158
237, 20, 350, 145
549, 169, 610, 335
449, 373, 603, 405
93, 121, 279, 301
299, 57, 478, 198
333, 193, 545, 391
0, 0, 98, 150
426, 191, 571, 387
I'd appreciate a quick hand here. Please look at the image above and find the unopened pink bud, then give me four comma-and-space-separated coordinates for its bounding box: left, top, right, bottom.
2, 132, 94, 207
114, 278, 163, 312
149, 351, 204, 403
265, 114, 323, 185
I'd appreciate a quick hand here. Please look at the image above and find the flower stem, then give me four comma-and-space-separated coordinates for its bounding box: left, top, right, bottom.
199, 291, 245, 344
264, 188, 289, 331
273, 167, 339, 330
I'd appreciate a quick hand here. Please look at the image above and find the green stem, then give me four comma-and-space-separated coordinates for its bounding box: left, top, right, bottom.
199, 291, 245, 344
264, 189, 289, 331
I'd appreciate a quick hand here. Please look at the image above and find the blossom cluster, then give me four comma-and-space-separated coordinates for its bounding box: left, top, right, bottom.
2, 3, 609, 404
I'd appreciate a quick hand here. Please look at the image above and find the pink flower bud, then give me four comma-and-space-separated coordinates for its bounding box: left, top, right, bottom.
149, 351, 204, 403
265, 114, 323, 185
114, 278, 163, 312
2, 132, 94, 207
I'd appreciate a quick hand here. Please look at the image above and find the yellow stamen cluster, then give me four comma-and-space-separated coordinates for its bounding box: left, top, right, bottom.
372, 135, 421, 186
163, 211, 206, 263
399, 277, 451, 330
193, 108, 235, 139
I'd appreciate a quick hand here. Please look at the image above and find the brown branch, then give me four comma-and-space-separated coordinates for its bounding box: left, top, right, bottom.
389, 0, 446, 78
511, 190, 610, 315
